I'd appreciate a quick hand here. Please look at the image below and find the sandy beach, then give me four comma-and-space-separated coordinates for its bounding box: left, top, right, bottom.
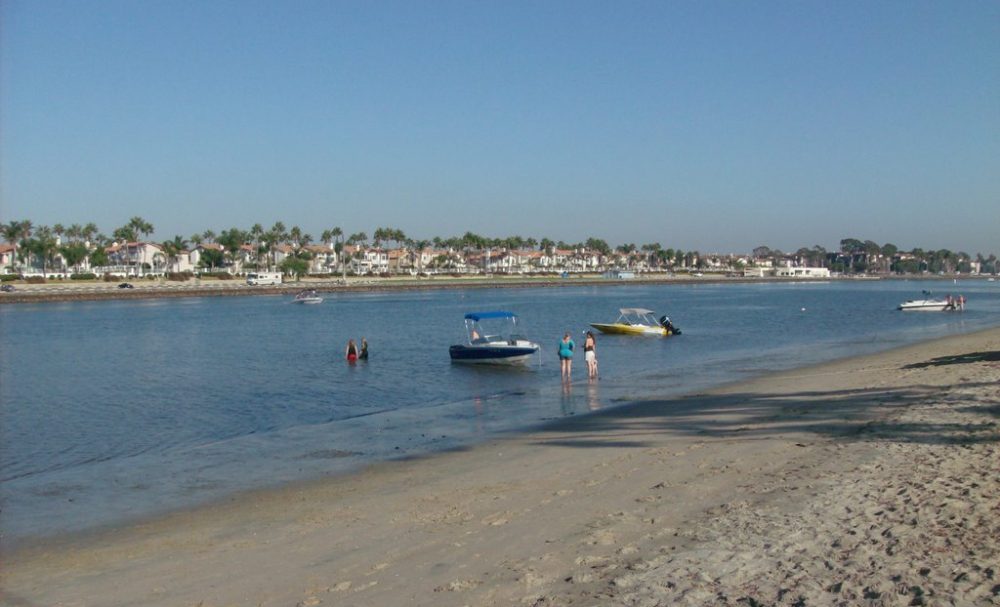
2, 329, 998, 606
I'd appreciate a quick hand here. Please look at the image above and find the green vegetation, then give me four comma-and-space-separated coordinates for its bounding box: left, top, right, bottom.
2, 217, 997, 277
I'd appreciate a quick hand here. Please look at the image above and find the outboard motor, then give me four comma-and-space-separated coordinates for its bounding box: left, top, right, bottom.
659, 315, 681, 335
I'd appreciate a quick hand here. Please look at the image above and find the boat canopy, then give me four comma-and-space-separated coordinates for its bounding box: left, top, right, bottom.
620, 308, 654, 315
464, 311, 518, 321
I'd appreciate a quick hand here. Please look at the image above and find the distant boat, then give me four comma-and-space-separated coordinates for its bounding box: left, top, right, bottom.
590, 308, 680, 336
898, 289, 967, 312
897, 298, 957, 312
449, 311, 540, 364
292, 289, 323, 304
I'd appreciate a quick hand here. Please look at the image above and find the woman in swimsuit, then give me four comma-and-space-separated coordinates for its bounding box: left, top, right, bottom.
583, 331, 597, 379
346, 339, 359, 362
558, 332, 575, 379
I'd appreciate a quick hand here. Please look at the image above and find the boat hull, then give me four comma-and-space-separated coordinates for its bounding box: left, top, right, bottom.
590, 322, 671, 336
293, 298, 323, 304
449, 344, 539, 364
897, 300, 951, 311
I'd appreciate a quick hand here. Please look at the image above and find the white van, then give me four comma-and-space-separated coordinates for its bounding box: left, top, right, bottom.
247, 272, 283, 286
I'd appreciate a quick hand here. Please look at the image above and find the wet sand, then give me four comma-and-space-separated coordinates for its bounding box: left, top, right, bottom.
2, 329, 998, 606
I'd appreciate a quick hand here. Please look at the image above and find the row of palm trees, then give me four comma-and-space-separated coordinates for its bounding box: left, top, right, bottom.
2, 216, 996, 276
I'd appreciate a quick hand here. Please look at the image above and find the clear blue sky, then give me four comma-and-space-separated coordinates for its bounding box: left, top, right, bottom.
2, 1, 998, 254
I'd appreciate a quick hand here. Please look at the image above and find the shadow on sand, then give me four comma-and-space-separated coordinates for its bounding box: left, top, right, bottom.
903, 350, 1000, 368
532, 375, 1000, 450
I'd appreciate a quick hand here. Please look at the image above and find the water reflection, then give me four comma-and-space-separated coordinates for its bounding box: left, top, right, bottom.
586, 379, 601, 412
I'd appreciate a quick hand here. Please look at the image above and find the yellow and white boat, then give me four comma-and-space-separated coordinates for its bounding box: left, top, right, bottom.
590, 308, 680, 337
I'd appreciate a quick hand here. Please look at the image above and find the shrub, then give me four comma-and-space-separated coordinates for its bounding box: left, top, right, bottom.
1, 274, 19, 282
25, 276, 46, 284
70, 273, 98, 280
166, 272, 192, 281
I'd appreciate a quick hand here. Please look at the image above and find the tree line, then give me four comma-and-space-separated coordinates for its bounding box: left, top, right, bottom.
2, 217, 997, 275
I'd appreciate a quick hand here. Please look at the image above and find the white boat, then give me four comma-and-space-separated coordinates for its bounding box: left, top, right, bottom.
449, 311, 540, 364
292, 290, 324, 304
897, 299, 951, 311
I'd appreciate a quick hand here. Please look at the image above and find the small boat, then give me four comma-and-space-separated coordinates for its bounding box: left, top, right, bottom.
898, 291, 962, 311
292, 289, 324, 304
897, 299, 955, 311
590, 308, 681, 336
449, 311, 540, 364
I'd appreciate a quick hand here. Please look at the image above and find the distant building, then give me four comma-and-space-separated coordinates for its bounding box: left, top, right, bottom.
774, 266, 831, 278
0, 244, 15, 273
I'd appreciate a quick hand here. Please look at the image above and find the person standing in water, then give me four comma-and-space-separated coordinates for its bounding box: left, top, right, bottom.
558, 332, 575, 379
346, 339, 359, 362
583, 330, 598, 379
359, 337, 369, 360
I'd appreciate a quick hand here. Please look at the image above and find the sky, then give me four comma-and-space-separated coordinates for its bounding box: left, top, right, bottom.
2, 0, 998, 255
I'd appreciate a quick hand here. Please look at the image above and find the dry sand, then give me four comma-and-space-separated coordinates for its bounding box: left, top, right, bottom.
2, 329, 998, 607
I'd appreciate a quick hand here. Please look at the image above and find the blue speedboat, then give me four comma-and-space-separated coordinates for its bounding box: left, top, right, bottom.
449, 311, 540, 365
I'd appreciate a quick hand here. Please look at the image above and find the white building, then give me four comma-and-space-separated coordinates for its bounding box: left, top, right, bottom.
774, 266, 831, 278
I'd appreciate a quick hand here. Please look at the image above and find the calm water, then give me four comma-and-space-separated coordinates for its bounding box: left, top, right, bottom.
2, 279, 998, 544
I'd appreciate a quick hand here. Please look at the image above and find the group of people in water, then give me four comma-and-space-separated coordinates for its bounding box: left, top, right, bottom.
945, 294, 966, 311
345, 329, 601, 382
345, 337, 369, 362
559, 330, 599, 381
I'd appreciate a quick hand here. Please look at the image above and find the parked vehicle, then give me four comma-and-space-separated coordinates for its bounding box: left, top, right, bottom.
246, 272, 282, 286
0, 284, 15, 292
118, 282, 134, 289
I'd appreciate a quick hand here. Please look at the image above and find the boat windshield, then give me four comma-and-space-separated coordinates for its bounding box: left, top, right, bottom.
463, 311, 523, 344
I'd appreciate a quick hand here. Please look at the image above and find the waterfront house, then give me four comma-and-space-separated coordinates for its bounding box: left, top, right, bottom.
1, 243, 16, 273
188, 243, 225, 273
105, 241, 167, 277
345, 246, 389, 275
387, 248, 412, 274
303, 244, 339, 274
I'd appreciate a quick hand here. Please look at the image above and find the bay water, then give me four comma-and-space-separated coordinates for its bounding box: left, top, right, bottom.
2, 279, 998, 545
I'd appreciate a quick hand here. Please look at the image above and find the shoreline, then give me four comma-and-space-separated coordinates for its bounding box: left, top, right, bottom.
3, 328, 998, 606
0, 273, 949, 305
0, 274, 833, 305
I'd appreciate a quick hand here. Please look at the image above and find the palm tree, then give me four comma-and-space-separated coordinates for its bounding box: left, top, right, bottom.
266, 222, 288, 270
30, 225, 59, 274
161, 236, 189, 274
330, 227, 345, 280
129, 217, 154, 242
249, 223, 264, 268
413, 239, 430, 273
66, 223, 83, 243
82, 223, 99, 244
